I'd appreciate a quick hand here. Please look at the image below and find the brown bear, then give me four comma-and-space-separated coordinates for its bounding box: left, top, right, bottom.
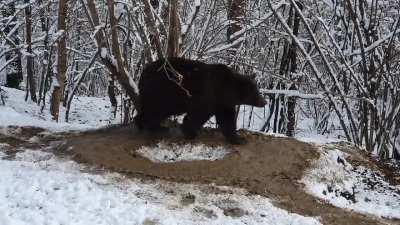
134, 58, 266, 144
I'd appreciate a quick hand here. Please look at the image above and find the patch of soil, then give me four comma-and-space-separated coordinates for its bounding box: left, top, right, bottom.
0, 126, 58, 148
0, 126, 75, 160
60, 126, 394, 225
373, 159, 400, 186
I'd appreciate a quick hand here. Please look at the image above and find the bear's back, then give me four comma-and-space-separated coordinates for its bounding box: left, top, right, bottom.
142, 58, 207, 76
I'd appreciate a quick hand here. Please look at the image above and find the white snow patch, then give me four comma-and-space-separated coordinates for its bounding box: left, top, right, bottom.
302, 148, 400, 219
296, 133, 342, 145
0, 86, 117, 132
0, 149, 322, 225
100, 47, 108, 58
14, 149, 54, 162
136, 142, 230, 163
0, 143, 10, 149
261, 89, 324, 99
0, 147, 7, 159
128, 76, 139, 94
0, 106, 87, 132
28, 136, 40, 143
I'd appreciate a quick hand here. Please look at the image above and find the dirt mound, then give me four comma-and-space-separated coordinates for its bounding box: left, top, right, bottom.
60, 126, 394, 225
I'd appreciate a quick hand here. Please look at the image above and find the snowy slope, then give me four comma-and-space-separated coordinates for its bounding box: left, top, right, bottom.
0, 86, 116, 131
302, 147, 400, 219
0, 148, 322, 225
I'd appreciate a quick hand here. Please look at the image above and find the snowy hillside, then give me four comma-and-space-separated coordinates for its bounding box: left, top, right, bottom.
0, 87, 117, 131
0, 149, 322, 225
302, 147, 400, 219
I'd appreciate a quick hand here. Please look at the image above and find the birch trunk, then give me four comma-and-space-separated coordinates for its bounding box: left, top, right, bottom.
50, 0, 68, 121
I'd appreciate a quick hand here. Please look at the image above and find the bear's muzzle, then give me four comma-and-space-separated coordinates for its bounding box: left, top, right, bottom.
255, 96, 267, 107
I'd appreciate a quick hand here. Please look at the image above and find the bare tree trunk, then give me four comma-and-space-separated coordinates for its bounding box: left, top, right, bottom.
268, 0, 353, 142
108, 79, 118, 117
107, 0, 140, 106
40, 47, 53, 111
286, 2, 302, 137
130, 10, 153, 63
65, 52, 98, 122
142, 0, 164, 60
2, 2, 23, 89
83, 0, 139, 112
227, 0, 245, 59
50, 0, 68, 121
166, 0, 181, 57
24, 0, 37, 102
38, 1, 51, 106
227, 0, 246, 123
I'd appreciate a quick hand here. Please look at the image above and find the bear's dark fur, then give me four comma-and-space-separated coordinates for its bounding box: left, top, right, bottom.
134, 58, 266, 144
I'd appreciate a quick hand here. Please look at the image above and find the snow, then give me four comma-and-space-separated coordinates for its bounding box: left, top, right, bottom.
128, 75, 139, 94
296, 133, 342, 145
0, 149, 322, 225
206, 37, 245, 54
0, 86, 116, 132
261, 89, 324, 99
347, 30, 400, 57
302, 147, 400, 219
100, 47, 108, 59
181, 0, 202, 35
0, 144, 7, 158
136, 141, 231, 163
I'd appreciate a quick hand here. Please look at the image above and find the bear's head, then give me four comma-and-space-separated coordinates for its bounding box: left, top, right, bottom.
236, 75, 267, 107
215, 64, 267, 108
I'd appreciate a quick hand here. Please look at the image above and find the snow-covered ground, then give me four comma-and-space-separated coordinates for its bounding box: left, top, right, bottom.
302, 147, 400, 219
0, 86, 117, 132
0, 147, 322, 225
137, 141, 231, 163
235, 105, 342, 144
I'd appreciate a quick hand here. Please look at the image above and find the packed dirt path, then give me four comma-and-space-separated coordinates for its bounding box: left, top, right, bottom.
59, 126, 396, 225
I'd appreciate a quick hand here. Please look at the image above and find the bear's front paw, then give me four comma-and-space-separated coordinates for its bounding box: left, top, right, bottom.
227, 136, 247, 145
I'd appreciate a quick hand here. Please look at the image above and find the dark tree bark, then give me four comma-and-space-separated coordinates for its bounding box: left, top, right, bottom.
2, 2, 23, 89
143, 0, 164, 60
286, 2, 302, 137
227, 0, 245, 58
50, 0, 68, 121
24, 0, 37, 102
166, 0, 181, 57
38, 1, 51, 106
108, 79, 118, 117
227, 0, 245, 43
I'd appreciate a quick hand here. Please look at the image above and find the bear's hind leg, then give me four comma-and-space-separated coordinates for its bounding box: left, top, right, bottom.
182, 110, 212, 139
216, 107, 247, 145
